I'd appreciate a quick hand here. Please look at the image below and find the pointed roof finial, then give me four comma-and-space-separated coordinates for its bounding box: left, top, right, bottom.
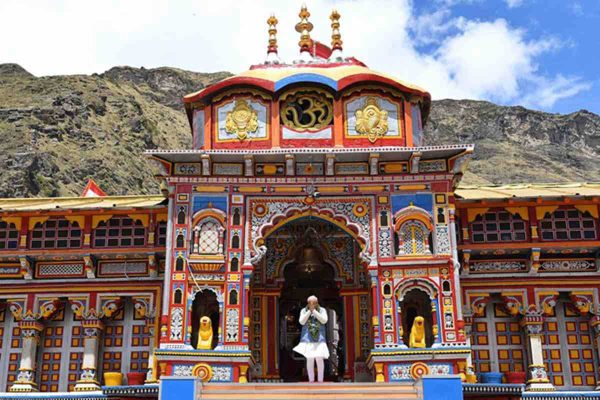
295, 4, 314, 62
329, 9, 344, 61
265, 14, 280, 64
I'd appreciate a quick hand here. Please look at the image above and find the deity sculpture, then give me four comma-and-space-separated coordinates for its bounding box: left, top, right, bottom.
409, 316, 426, 348
196, 316, 214, 350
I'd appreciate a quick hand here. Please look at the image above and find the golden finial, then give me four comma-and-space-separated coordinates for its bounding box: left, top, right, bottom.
330, 9, 343, 52
295, 4, 313, 54
266, 14, 279, 56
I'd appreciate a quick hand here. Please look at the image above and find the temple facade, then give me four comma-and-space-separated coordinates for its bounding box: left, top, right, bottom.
0, 7, 599, 400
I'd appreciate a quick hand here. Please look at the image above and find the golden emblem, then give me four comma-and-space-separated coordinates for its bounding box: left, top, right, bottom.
225, 99, 259, 140
281, 93, 333, 131
354, 97, 389, 143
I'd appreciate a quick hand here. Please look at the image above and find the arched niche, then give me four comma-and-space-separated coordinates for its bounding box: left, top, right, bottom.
399, 288, 435, 348
191, 289, 220, 350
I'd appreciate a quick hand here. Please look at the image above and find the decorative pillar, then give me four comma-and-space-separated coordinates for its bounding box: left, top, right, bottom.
193, 227, 200, 253
396, 302, 405, 346
590, 316, 600, 390
10, 319, 43, 392
145, 313, 158, 384
462, 311, 477, 383
74, 318, 104, 391
431, 299, 440, 344
521, 312, 554, 391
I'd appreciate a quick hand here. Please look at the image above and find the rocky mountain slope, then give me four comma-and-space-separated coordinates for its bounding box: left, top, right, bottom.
0, 63, 598, 197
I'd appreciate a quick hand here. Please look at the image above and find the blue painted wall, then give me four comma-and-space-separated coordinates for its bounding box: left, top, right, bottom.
420, 375, 463, 400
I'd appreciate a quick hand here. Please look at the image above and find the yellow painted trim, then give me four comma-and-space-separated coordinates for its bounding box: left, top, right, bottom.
467, 208, 489, 223
156, 213, 168, 223
382, 162, 408, 173
64, 215, 85, 227
29, 216, 49, 230
0, 216, 21, 230
128, 213, 150, 228
504, 207, 529, 221
575, 204, 599, 219
356, 185, 386, 192
398, 184, 427, 191
196, 186, 226, 193
92, 215, 113, 229
536, 205, 559, 220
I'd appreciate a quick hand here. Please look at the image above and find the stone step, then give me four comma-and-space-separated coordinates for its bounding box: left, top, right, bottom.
198, 382, 420, 400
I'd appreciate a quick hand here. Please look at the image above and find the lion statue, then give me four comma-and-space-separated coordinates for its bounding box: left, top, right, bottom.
196, 316, 214, 350
409, 316, 426, 348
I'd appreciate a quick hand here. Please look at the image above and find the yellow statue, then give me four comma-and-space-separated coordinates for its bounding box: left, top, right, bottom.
196, 316, 213, 350
409, 316, 426, 348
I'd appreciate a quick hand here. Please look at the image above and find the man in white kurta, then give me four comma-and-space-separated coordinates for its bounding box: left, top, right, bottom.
293, 295, 329, 382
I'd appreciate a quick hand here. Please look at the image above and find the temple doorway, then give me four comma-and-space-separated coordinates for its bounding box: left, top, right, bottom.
278, 244, 345, 382
249, 215, 372, 382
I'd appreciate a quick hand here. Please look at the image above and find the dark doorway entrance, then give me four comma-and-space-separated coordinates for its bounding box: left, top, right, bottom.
278, 244, 345, 382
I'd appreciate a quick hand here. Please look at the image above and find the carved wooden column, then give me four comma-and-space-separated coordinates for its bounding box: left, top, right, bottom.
521, 311, 555, 391
462, 310, 477, 383
74, 318, 104, 391
9, 319, 43, 392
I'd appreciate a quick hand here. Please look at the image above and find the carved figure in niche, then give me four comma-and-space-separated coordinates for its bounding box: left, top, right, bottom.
354, 97, 389, 143
196, 316, 214, 349
409, 316, 426, 348
225, 99, 259, 140
192, 290, 219, 350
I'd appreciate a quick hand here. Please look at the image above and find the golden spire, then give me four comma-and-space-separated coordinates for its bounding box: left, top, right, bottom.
266, 14, 280, 63
295, 4, 313, 56
330, 9, 343, 52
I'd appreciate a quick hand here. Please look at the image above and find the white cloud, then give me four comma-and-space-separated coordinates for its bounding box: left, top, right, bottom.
505, 0, 524, 8
523, 75, 593, 108
0, 0, 589, 111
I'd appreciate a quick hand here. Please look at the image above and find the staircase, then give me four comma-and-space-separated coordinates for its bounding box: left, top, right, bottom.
198, 382, 421, 400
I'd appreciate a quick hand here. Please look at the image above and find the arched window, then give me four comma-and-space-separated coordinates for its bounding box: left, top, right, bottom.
177, 207, 186, 224
156, 221, 167, 246
30, 218, 82, 249
93, 216, 146, 248
174, 289, 183, 304
437, 208, 446, 224
231, 234, 240, 249
397, 221, 430, 255
229, 290, 238, 305
230, 257, 239, 272
380, 211, 389, 227
0, 221, 18, 250
176, 233, 185, 248
470, 210, 527, 243
540, 208, 597, 241
175, 257, 184, 272
232, 209, 241, 226
193, 218, 224, 255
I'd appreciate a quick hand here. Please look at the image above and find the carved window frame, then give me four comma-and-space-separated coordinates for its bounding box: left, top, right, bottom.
0, 221, 18, 250
540, 208, 597, 241
30, 218, 82, 249
93, 216, 147, 248
470, 210, 528, 243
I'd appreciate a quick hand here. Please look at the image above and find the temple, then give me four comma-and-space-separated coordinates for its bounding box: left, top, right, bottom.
0, 7, 599, 400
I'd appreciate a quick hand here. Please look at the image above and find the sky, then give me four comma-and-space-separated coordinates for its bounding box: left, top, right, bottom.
1, 0, 599, 114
